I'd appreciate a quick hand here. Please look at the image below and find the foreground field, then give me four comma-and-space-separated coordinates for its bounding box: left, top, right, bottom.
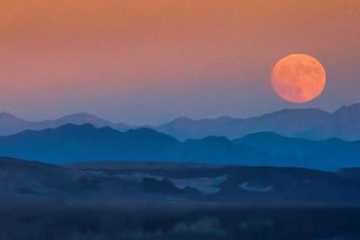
0, 203, 360, 240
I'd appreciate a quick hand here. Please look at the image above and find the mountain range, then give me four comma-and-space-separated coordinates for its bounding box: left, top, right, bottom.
1, 124, 360, 170
156, 103, 360, 140
1, 103, 360, 140
0, 112, 131, 136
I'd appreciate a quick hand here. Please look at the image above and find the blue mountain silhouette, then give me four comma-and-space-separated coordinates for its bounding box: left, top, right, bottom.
1, 124, 360, 170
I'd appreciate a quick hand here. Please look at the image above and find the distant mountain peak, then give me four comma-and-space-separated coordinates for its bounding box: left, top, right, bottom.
201, 136, 231, 143
126, 127, 158, 134
169, 117, 194, 123
61, 112, 104, 119
214, 116, 238, 121
262, 107, 329, 118
0, 112, 23, 120
57, 112, 112, 123
57, 123, 96, 129
241, 132, 287, 139
334, 103, 360, 114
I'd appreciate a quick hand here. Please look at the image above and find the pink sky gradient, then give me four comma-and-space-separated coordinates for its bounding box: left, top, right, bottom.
0, 0, 360, 124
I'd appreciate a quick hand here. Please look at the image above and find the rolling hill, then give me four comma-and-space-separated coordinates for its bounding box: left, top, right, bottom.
1, 157, 360, 205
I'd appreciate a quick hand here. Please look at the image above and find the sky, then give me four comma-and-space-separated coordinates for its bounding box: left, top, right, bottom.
0, 0, 360, 125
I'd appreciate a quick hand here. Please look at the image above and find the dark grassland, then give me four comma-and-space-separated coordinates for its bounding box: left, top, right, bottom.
0, 202, 360, 240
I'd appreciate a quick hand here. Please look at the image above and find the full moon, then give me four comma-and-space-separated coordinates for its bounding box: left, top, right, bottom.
271, 54, 326, 103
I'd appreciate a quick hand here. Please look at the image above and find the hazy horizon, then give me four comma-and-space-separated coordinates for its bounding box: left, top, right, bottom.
1, 101, 359, 125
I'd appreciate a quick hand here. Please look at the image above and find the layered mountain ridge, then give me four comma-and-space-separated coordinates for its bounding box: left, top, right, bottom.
2, 103, 360, 140
156, 103, 360, 140
0, 124, 360, 170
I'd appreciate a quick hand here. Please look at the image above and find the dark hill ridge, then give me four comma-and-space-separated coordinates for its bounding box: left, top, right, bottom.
2, 157, 360, 204
0, 157, 94, 199
1, 124, 360, 170
68, 160, 223, 170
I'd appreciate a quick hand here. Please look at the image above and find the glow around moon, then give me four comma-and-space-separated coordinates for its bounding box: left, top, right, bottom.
271, 54, 326, 103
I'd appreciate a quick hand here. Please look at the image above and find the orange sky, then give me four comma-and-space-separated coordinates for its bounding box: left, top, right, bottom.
0, 0, 360, 123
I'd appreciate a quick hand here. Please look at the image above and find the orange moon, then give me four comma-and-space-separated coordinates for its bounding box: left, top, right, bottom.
271, 54, 326, 103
